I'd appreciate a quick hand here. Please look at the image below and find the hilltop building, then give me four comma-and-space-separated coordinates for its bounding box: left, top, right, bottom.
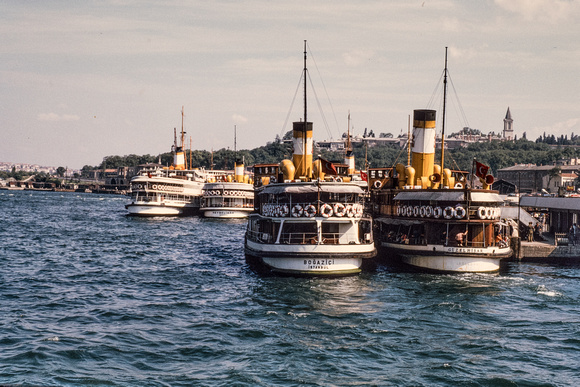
497, 159, 580, 194
503, 107, 514, 141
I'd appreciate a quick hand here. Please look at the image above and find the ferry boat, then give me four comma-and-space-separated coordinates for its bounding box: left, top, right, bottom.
372, 50, 511, 273
244, 42, 376, 275
126, 165, 207, 216
201, 158, 255, 218
126, 110, 207, 216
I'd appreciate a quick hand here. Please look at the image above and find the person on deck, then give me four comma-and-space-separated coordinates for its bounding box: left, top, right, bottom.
455, 230, 467, 247
527, 222, 534, 242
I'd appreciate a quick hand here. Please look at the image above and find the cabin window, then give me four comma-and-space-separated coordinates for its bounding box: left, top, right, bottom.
279, 222, 317, 244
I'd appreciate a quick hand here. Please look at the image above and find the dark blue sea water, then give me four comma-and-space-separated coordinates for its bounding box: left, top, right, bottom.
1, 190, 579, 386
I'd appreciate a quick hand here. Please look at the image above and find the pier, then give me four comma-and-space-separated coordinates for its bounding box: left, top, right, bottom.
513, 234, 580, 262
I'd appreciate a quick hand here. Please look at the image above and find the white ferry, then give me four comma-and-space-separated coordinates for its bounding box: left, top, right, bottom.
244, 42, 376, 275
126, 166, 206, 216
126, 109, 208, 216
201, 159, 254, 218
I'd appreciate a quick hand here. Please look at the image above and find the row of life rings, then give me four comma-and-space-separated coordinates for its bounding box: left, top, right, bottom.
262, 204, 290, 217
477, 206, 500, 220
204, 190, 247, 197
397, 204, 467, 220
397, 204, 500, 220
133, 183, 180, 193
263, 203, 364, 218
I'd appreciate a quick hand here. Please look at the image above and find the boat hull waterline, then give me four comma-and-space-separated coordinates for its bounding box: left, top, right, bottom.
381, 242, 511, 272
202, 209, 252, 218
245, 239, 375, 275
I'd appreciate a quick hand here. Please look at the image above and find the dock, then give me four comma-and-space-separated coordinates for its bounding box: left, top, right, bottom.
514, 234, 580, 262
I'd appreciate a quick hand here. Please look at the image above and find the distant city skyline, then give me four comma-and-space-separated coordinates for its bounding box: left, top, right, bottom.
1, 1, 579, 169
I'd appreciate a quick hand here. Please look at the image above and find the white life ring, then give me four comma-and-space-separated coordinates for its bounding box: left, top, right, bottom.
454, 206, 466, 219
280, 204, 289, 217
425, 206, 433, 218
305, 204, 317, 218
485, 207, 492, 219
396, 206, 401, 216
152, 184, 158, 189
137, 184, 142, 189
413, 206, 420, 217
270, 176, 277, 183
345, 204, 355, 218
455, 182, 464, 189
419, 206, 427, 217
443, 206, 455, 219
433, 207, 442, 219
336, 177, 343, 182
355, 203, 364, 217
321, 203, 333, 218
406, 206, 413, 217
478, 206, 487, 219
333, 203, 346, 217
292, 204, 304, 217
373, 180, 382, 189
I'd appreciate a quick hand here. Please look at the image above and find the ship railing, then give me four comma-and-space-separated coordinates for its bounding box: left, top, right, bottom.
321, 232, 360, 245
277, 232, 360, 245
279, 232, 319, 244
246, 229, 274, 243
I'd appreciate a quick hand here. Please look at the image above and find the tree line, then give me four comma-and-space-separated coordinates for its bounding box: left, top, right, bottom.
80, 135, 580, 178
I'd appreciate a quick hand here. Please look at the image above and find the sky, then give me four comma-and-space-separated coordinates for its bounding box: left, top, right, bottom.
1, 0, 579, 169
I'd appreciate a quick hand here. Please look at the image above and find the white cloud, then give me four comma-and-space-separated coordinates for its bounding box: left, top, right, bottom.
232, 114, 248, 123
37, 113, 80, 122
494, 0, 580, 23
342, 50, 376, 67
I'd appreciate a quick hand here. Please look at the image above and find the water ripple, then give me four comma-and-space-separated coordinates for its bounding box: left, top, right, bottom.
1, 191, 579, 386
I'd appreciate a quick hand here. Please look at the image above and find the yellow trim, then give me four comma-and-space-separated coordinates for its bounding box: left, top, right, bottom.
413, 120, 436, 129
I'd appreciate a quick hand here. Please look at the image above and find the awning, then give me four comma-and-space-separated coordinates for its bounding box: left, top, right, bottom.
394, 191, 464, 201
374, 218, 422, 226
260, 182, 364, 195
520, 196, 580, 211
470, 192, 504, 203
500, 206, 537, 225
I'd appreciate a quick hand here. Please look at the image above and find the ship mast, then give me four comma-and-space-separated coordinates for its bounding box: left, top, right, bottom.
303, 40, 307, 170
407, 114, 411, 166
181, 106, 187, 169
440, 47, 448, 180
346, 112, 352, 152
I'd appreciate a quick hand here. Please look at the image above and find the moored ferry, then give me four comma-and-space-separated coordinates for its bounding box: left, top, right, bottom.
126, 166, 206, 216
244, 42, 376, 275
126, 109, 207, 216
201, 159, 254, 218
372, 50, 511, 272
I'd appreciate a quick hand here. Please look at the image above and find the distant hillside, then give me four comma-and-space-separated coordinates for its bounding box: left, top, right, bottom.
85, 137, 580, 177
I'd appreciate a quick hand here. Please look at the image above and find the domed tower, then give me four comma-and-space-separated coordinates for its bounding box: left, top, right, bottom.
503, 107, 514, 141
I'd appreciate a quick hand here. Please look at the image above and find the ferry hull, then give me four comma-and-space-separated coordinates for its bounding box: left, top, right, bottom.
201, 208, 252, 219
245, 239, 375, 275
402, 255, 500, 273
380, 242, 510, 273
125, 203, 196, 216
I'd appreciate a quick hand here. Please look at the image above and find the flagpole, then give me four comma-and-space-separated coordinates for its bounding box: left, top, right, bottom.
471, 157, 476, 188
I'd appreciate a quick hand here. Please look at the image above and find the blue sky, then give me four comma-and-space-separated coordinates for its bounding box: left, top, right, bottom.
1, 0, 579, 168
